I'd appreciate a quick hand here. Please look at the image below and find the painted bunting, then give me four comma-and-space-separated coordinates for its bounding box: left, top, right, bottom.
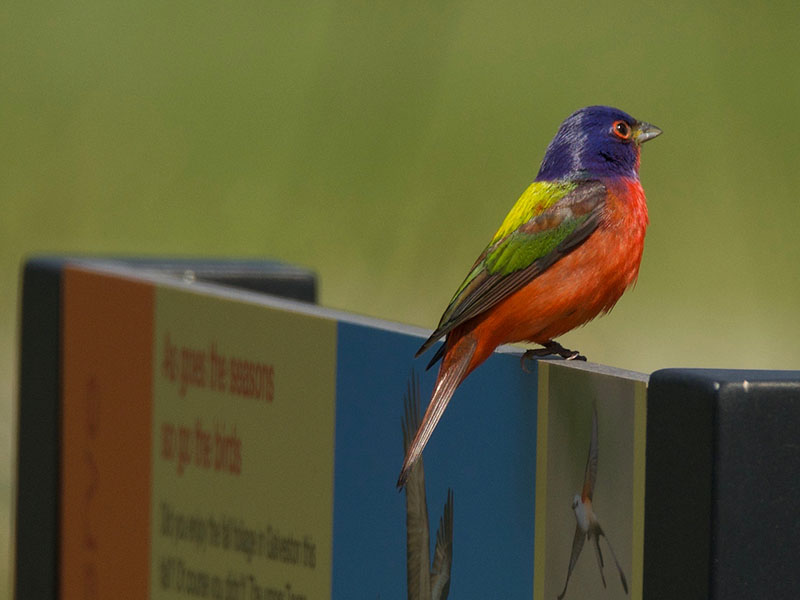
397, 106, 661, 488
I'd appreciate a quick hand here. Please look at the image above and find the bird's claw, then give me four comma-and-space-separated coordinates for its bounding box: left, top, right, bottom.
520, 353, 535, 373
521, 341, 587, 370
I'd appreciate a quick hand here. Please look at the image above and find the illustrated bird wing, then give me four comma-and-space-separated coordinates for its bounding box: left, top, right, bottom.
416, 179, 608, 364
430, 489, 454, 600
582, 407, 599, 501
401, 372, 432, 600
557, 524, 586, 600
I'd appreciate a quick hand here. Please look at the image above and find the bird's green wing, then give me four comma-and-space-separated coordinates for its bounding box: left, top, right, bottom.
417, 179, 607, 361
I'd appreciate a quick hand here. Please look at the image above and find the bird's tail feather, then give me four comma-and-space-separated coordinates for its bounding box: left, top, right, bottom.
592, 536, 607, 588
598, 526, 629, 594
397, 335, 477, 488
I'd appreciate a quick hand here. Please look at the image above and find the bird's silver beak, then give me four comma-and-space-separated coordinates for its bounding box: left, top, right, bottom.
634, 121, 662, 144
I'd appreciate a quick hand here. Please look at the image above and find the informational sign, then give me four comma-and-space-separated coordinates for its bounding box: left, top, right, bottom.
48, 260, 648, 599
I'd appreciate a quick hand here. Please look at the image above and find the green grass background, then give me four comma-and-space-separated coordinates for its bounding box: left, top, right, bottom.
2, 1, 799, 593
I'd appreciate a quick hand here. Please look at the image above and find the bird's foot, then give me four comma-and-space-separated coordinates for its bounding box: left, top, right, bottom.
521, 341, 587, 370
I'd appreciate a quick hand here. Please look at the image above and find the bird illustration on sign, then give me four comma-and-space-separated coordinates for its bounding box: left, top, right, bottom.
557, 407, 628, 599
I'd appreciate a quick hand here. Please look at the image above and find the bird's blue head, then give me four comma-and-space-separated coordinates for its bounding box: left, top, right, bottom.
535, 105, 661, 181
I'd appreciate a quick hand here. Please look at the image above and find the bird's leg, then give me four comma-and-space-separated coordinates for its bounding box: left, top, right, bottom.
521, 340, 587, 369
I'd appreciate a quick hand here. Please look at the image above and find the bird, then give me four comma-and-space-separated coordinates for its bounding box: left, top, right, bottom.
396, 105, 661, 488
401, 371, 454, 600
557, 407, 628, 599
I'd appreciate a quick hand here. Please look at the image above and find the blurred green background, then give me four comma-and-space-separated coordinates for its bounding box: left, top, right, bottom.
2, 0, 799, 593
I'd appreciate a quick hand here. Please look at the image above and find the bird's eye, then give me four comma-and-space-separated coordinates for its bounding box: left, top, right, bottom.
612, 120, 632, 140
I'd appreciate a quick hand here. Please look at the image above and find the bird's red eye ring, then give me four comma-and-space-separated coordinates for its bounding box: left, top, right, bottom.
612, 120, 632, 140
